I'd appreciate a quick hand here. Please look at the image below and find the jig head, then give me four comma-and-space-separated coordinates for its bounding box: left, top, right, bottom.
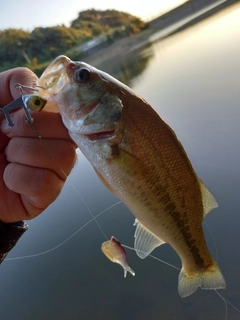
0, 83, 46, 127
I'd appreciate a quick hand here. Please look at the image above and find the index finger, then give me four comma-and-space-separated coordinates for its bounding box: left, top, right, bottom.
0, 67, 38, 107
0, 67, 38, 124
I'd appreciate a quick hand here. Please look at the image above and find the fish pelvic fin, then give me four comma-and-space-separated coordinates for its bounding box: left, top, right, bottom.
178, 261, 226, 298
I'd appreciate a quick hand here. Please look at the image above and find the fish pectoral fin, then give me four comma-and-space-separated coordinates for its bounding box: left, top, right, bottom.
199, 179, 218, 217
116, 149, 147, 177
134, 219, 165, 259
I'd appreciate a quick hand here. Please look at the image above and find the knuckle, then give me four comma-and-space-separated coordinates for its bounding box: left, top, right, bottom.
6, 137, 34, 161
54, 140, 77, 174
32, 169, 63, 198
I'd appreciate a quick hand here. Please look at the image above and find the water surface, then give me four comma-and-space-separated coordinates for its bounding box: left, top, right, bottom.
1, 3, 240, 320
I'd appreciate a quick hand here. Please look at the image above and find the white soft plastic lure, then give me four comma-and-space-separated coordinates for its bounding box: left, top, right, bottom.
101, 236, 135, 278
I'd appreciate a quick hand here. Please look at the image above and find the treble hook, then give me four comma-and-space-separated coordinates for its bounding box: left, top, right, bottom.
15, 82, 44, 95
0, 94, 47, 127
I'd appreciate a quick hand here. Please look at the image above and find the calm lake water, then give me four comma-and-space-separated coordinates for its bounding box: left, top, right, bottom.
1, 3, 240, 320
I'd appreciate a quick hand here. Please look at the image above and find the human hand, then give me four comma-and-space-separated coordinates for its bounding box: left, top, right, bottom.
0, 67, 77, 223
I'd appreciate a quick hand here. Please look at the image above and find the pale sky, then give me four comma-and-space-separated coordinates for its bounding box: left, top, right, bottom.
0, 0, 188, 31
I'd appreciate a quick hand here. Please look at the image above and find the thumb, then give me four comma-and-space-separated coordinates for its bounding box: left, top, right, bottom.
0, 67, 38, 107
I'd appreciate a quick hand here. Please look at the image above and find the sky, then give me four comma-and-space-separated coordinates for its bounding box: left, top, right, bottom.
0, 0, 188, 31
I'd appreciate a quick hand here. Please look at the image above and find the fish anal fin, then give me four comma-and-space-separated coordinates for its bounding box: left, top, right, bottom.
199, 180, 218, 217
134, 219, 165, 259
178, 261, 226, 298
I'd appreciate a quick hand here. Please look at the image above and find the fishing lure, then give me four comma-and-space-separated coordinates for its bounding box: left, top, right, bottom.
101, 236, 135, 278
0, 83, 47, 127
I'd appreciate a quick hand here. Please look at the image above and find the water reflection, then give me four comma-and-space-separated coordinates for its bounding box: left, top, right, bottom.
85, 42, 154, 87
1, 3, 240, 320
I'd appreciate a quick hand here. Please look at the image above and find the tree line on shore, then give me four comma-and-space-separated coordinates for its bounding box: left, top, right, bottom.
0, 9, 146, 75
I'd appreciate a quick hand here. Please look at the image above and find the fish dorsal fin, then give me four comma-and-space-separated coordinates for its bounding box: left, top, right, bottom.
199, 180, 218, 217
134, 219, 165, 259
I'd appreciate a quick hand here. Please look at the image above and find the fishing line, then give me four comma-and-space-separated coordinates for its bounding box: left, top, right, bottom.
29, 122, 109, 241
215, 290, 228, 320
122, 249, 240, 320
33, 126, 181, 268
10, 121, 225, 266
7, 121, 182, 272
214, 289, 240, 320
215, 290, 240, 316
203, 220, 219, 263
6, 201, 121, 260
60, 166, 109, 241
121, 244, 180, 271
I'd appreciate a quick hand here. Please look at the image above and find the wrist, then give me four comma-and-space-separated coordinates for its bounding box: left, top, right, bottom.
0, 220, 28, 264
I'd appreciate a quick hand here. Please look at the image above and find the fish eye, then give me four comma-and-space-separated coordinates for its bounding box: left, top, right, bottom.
75, 67, 91, 83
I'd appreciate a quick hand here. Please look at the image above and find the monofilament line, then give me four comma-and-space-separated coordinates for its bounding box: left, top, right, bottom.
30, 123, 109, 241
6, 201, 121, 260
122, 244, 180, 271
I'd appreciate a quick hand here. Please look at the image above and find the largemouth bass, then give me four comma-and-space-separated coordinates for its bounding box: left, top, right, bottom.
37, 55, 226, 297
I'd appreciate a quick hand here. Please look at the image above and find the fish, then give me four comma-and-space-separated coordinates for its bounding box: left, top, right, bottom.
37, 55, 226, 297
101, 236, 135, 278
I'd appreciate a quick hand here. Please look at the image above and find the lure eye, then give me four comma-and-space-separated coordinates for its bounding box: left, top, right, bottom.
33, 98, 41, 106
26, 95, 47, 111
75, 67, 91, 83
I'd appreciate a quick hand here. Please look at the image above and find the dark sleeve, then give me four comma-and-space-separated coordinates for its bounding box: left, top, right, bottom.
0, 221, 28, 264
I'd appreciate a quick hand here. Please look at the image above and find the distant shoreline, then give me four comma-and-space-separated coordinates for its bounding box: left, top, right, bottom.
83, 0, 238, 68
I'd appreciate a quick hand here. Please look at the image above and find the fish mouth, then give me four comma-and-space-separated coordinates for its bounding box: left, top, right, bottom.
72, 101, 99, 119
85, 129, 116, 141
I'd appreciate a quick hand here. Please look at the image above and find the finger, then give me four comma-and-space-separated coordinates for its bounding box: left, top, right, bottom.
0, 67, 38, 124
5, 136, 77, 180
0, 67, 38, 106
3, 163, 64, 219
1, 109, 73, 142
0, 132, 10, 151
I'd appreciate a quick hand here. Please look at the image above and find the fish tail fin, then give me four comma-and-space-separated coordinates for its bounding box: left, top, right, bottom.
178, 261, 226, 298
123, 265, 135, 278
